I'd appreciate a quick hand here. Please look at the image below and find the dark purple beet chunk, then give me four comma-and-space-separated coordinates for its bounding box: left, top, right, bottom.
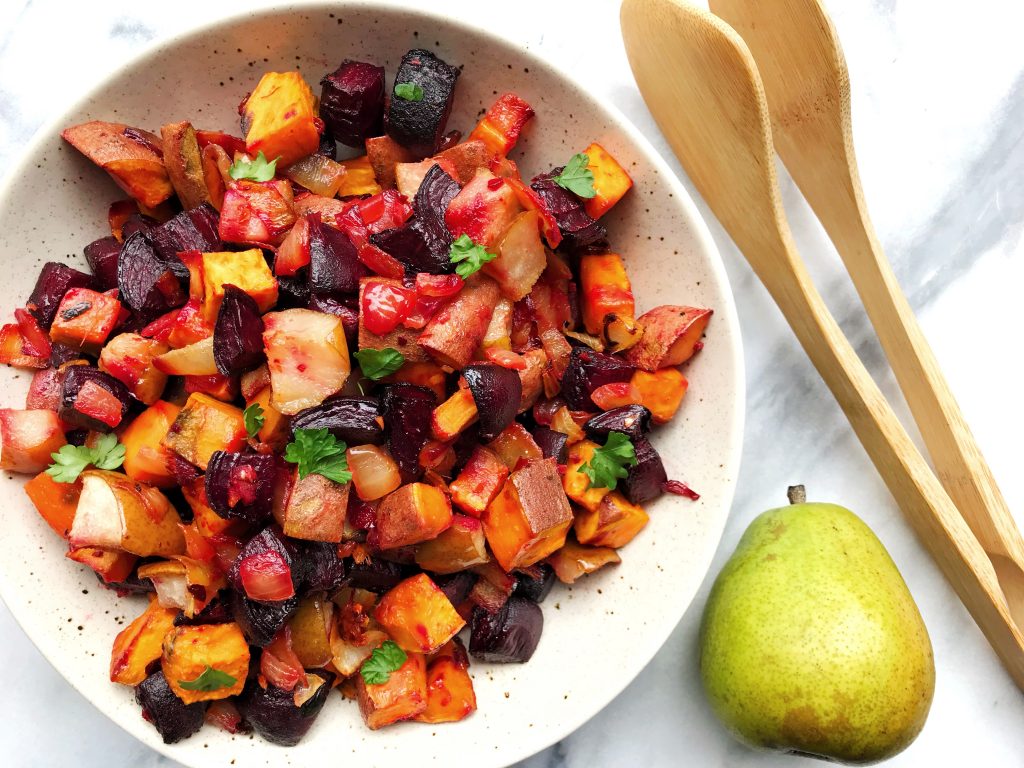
560, 347, 636, 411
229, 526, 298, 594
117, 230, 185, 315
307, 294, 358, 348
385, 49, 460, 155
135, 671, 206, 744
297, 541, 348, 594
121, 213, 158, 242
59, 366, 132, 432
463, 363, 522, 441
514, 564, 556, 603
149, 204, 221, 279
316, 127, 337, 160
27, 262, 95, 329
83, 237, 122, 290
344, 558, 406, 593
103, 571, 155, 596
213, 285, 265, 375
469, 597, 543, 663
368, 220, 434, 273
532, 426, 568, 464
319, 60, 386, 148
584, 404, 652, 443
530, 170, 607, 249
205, 451, 278, 525
229, 589, 299, 647
380, 383, 437, 482
623, 437, 668, 504
434, 571, 477, 606
277, 273, 310, 308
290, 395, 383, 445
241, 675, 332, 746
412, 164, 461, 267
173, 597, 233, 626
308, 219, 367, 296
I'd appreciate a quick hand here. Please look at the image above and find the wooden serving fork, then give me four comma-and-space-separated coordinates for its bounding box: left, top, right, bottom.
620, 0, 1024, 688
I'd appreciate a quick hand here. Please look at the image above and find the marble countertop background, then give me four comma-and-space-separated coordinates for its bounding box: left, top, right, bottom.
2, 0, 1023, 765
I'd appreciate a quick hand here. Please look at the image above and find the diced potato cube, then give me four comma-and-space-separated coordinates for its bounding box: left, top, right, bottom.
110, 597, 179, 686
484, 210, 547, 301
563, 440, 611, 512
631, 368, 689, 424
162, 623, 250, 704
263, 308, 350, 415
626, 305, 713, 371
153, 336, 218, 376
121, 400, 180, 488
161, 121, 209, 210
574, 491, 650, 549
49, 288, 123, 353
581, 142, 633, 219
431, 387, 478, 442
62, 121, 173, 208
356, 652, 427, 729
282, 468, 350, 542
374, 574, 465, 654
483, 458, 573, 572
371, 483, 453, 551
579, 254, 634, 336
24, 471, 81, 538
449, 446, 509, 517
414, 514, 489, 574
162, 392, 247, 470
99, 333, 169, 404
547, 540, 621, 584
487, 423, 542, 470
0, 408, 67, 474
200, 249, 278, 323
242, 71, 319, 167
415, 649, 477, 724
444, 168, 523, 248
394, 157, 458, 200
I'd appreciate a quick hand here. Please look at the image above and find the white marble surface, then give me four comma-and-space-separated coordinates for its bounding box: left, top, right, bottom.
2, 0, 1023, 765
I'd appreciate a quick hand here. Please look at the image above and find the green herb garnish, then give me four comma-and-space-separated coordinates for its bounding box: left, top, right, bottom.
354, 348, 405, 381
284, 428, 351, 484
360, 640, 407, 685
579, 431, 637, 491
243, 402, 265, 439
228, 150, 279, 182
46, 433, 126, 483
553, 153, 597, 199
449, 233, 497, 278
177, 665, 237, 692
394, 82, 424, 102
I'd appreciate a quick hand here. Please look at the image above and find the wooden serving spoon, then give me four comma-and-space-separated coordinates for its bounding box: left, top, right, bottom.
709, 0, 1024, 658
620, 0, 1024, 687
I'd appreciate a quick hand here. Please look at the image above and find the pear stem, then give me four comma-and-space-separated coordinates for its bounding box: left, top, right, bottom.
787, 485, 806, 505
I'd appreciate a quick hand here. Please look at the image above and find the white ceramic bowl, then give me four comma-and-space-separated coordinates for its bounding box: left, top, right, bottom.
0, 3, 743, 766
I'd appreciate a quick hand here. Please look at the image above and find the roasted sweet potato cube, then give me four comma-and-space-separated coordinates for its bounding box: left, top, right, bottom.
415, 652, 477, 724
631, 368, 688, 424
247, 385, 290, 448
99, 332, 169, 404
371, 482, 453, 551
264, 308, 351, 415
487, 423, 542, 470
449, 446, 509, 517
483, 458, 573, 572
574, 490, 649, 549
338, 155, 382, 197
70, 470, 185, 557
414, 515, 489, 574
374, 574, 466, 653
388, 360, 447, 403
184, 373, 239, 402
121, 400, 180, 488
283, 468, 350, 542
356, 652, 427, 729
200, 249, 278, 323
162, 392, 247, 470
467, 93, 535, 157
581, 143, 633, 219
49, 288, 124, 353
365, 135, 418, 190
161, 121, 210, 210
110, 597, 179, 686
563, 440, 611, 512
626, 306, 712, 371
579, 254, 634, 336
547, 540, 621, 584
431, 387, 478, 442
419, 274, 500, 369
162, 622, 249, 704
62, 121, 173, 208
24, 471, 81, 538
67, 546, 137, 583
242, 71, 319, 167
0, 408, 66, 474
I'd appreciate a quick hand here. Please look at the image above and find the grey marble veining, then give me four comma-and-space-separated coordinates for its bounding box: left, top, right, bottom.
1, 0, 1023, 766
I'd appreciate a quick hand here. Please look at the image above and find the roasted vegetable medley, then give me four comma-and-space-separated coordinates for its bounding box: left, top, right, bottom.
0, 47, 712, 746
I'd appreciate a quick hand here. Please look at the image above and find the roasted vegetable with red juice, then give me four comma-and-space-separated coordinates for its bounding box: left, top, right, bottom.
319, 60, 386, 148
385, 49, 460, 156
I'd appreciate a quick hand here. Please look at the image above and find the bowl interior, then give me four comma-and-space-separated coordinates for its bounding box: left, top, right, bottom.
0, 3, 743, 766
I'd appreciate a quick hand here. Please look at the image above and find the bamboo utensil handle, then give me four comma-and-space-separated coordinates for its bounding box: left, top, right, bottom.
620, 0, 1024, 688
710, 0, 1024, 639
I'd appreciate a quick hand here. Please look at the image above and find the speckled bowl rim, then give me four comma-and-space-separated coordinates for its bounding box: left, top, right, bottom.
0, 1, 745, 765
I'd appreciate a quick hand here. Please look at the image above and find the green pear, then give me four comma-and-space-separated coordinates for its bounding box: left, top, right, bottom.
699, 487, 934, 764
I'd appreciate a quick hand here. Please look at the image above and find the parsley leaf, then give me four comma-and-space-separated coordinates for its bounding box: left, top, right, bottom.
449, 234, 497, 278
394, 82, 424, 102
553, 153, 597, 199
354, 348, 405, 380
228, 150, 279, 182
360, 640, 407, 685
284, 428, 351, 484
46, 433, 126, 483
579, 432, 637, 491
243, 402, 265, 439
177, 665, 237, 692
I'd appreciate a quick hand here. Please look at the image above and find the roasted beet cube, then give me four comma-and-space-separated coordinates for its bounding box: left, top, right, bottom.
560, 347, 636, 411
345, 558, 407, 593
319, 59, 386, 147
468, 597, 543, 663
149, 203, 222, 277
462, 363, 521, 441
433, 570, 478, 606
135, 670, 206, 744
530, 170, 607, 249
412, 163, 461, 268
381, 383, 437, 482
59, 366, 132, 432
229, 589, 300, 647
213, 284, 265, 375
308, 218, 367, 296
531, 425, 568, 464
276, 273, 311, 309
368, 221, 434, 274
297, 540, 348, 594
84, 237, 122, 290
385, 49, 460, 155
584, 404, 652, 443
241, 674, 332, 746
623, 436, 668, 504
514, 563, 556, 603
27, 262, 95, 329
117, 231, 186, 316
204, 451, 278, 524
290, 395, 383, 445
229, 525, 299, 596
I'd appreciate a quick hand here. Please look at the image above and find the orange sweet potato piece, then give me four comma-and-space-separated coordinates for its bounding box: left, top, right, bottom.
414, 514, 489, 574
182, 477, 243, 538
562, 440, 611, 512
626, 306, 712, 371
366, 135, 418, 190
467, 93, 535, 157
62, 121, 173, 208
121, 400, 180, 488
200, 249, 278, 323
338, 155, 382, 197
449, 446, 509, 517
160, 121, 210, 210
49, 288, 124, 354
371, 483, 453, 551
67, 546, 137, 583
483, 458, 573, 572
574, 490, 649, 549
415, 642, 476, 724
388, 360, 447, 403
547, 540, 621, 584
374, 574, 466, 654
580, 253, 634, 336
247, 385, 290, 448
242, 72, 319, 167
581, 143, 633, 219
419, 274, 500, 369
356, 652, 427, 729
431, 387, 478, 442
631, 368, 688, 424
0, 408, 66, 473
162, 392, 247, 470
201, 143, 231, 210
24, 471, 81, 538
99, 332, 169, 404
110, 597, 179, 685
0, 323, 47, 369
162, 623, 249, 704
